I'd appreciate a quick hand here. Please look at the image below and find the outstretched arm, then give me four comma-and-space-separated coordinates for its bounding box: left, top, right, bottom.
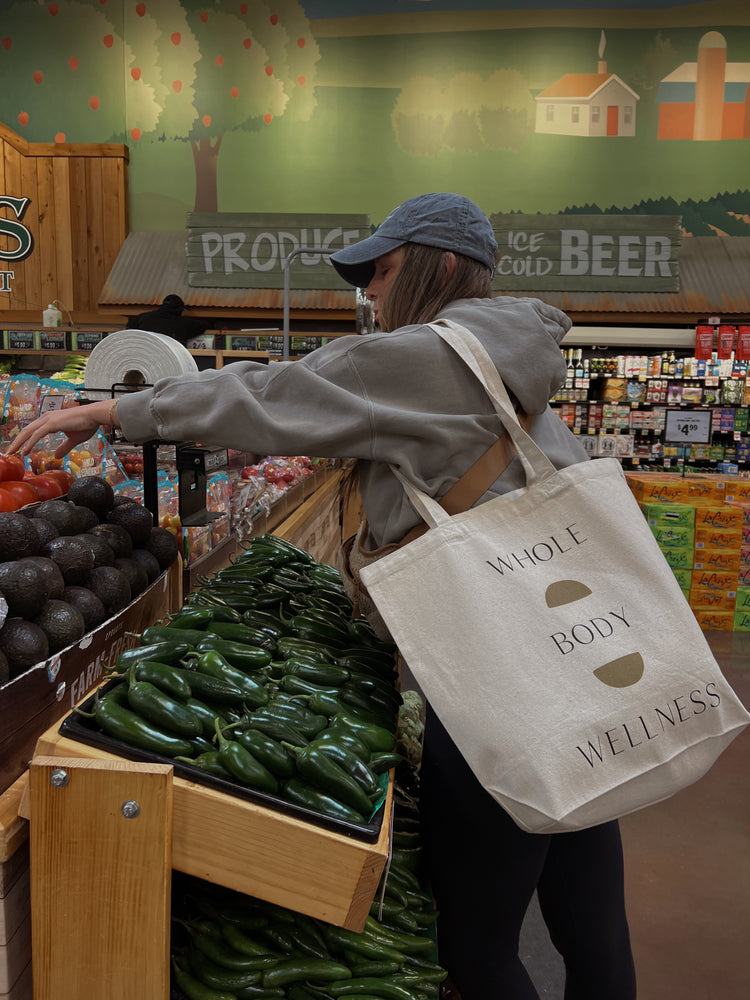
6, 399, 120, 459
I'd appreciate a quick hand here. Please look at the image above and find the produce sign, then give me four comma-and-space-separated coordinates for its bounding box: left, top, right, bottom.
64, 534, 403, 839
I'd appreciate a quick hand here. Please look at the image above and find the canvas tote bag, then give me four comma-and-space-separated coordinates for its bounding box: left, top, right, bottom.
360, 318, 750, 833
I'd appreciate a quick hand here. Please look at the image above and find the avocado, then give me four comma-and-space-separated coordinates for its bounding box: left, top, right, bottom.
112, 557, 149, 598
31, 499, 78, 536
88, 523, 133, 559
19, 556, 66, 600
34, 600, 86, 653
87, 565, 132, 615
67, 476, 115, 520
0, 512, 40, 562
28, 517, 60, 549
130, 548, 161, 584
0, 560, 53, 618
69, 504, 100, 534
75, 532, 116, 568
106, 502, 154, 547
61, 586, 108, 632
42, 536, 96, 586
144, 526, 179, 571
0, 618, 50, 678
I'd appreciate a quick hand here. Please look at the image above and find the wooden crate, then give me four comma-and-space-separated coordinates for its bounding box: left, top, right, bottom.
0, 559, 181, 796
0, 783, 30, 1000
30, 718, 392, 933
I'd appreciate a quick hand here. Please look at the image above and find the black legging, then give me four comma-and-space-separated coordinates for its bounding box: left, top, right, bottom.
419, 704, 637, 999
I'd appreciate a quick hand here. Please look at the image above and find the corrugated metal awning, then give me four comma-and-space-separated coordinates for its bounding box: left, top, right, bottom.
502, 235, 750, 322
98, 231, 357, 314
99, 230, 750, 323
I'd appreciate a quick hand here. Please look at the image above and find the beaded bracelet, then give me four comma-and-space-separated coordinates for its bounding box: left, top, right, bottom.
107, 398, 118, 428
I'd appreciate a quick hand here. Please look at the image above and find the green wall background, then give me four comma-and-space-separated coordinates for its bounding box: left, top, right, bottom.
1, 1, 749, 231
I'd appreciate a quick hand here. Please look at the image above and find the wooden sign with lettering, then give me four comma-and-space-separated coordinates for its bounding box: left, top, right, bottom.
490, 214, 682, 292
187, 212, 371, 289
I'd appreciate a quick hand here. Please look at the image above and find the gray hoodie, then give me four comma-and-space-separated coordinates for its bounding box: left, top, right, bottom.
117, 295, 588, 546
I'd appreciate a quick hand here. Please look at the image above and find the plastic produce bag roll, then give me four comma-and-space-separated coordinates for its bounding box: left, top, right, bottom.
84, 329, 199, 400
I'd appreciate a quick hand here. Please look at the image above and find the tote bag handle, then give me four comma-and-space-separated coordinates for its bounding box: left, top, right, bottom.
390, 318, 560, 530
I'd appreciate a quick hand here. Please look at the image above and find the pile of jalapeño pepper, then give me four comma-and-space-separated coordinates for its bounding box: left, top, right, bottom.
171, 800, 447, 1000
83, 534, 403, 829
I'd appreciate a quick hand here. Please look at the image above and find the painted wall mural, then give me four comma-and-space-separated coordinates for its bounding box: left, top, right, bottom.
0, 1, 748, 235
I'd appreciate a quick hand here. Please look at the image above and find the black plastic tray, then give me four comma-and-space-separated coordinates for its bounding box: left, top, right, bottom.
59, 679, 386, 843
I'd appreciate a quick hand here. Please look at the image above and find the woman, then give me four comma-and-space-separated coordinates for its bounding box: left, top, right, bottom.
9, 193, 636, 999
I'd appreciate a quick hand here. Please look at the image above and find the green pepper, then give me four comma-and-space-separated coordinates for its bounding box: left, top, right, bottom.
262, 958, 351, 989
174, 963, 237, 1000
308, 693, 393, 731
214, 719, 279, 794
369, 752, 403, 775
287, 743, 375, 817
241, 610, 289, 639
192, 925, 277, 971
208, 621, 277, 651
174, 750, 232, 779
279, 674, 341, 699
254, 700, 327, 738
191, 651, 269, 708
171, 667, 248, 706
308, 740, 380, 797
188, 948, 264, 990
124, 660, 193, 701
282, 658, 350, 686
115, 639, 192, 672
195, 636, 272, 671
89, 690, 196, 758
329, 714, 396, 752
170, 607, 215, 630
362, 916, 435, 955
281, 778, 367, 824
314, 729, 373, 761
275, 637, 336, 662
220, 922, 279, 959
184, 696, 230, 738
321, 925, 405, 964
235, 729, 296, 779
125, 666, 204, 739
328, 977, 419, 999
289, 615, 350, 646
245, 715, 309, 748
139, 624, 208, 646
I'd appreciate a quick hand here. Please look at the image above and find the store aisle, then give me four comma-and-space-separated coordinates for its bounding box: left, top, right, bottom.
520, 631, 750, 1000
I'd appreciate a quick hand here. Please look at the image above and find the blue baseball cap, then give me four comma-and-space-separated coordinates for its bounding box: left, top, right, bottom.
330, 192, 497, 287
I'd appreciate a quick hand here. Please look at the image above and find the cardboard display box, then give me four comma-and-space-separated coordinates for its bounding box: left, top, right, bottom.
0, 560, 180, 797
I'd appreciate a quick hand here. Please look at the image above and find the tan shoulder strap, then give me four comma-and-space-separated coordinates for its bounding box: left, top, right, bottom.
399, 414, 530, 545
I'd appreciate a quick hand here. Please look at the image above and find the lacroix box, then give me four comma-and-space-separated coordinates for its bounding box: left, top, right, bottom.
732, 610, 750, 631
627, 474, 691, 504
691, 501, 744, 533
734, 587, 750, 611
650, 525, 694, 549
662, 546, 695, 570
725, 499, 750, 525
671, 567, 692, 592
690, 588, 738, 611
685, 474, 727, 502
640, 501, 695, 529
694, 610, 735, 631
693, 527, 743, 549
691, 568, 739, 593
692, 549, 742, 574
724, 479, 750, 503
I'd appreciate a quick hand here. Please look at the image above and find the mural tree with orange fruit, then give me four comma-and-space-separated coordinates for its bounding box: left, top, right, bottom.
0, 0, 319, 213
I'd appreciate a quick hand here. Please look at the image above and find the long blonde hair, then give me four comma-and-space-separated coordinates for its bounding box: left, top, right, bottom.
378, 242, 494, 333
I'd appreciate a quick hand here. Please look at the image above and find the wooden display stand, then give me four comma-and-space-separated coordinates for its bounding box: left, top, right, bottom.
9, 468, 382, 998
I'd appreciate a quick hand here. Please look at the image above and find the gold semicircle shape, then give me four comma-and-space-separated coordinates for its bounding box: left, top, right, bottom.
545, 579, 593, 608
593, 652, 645, 688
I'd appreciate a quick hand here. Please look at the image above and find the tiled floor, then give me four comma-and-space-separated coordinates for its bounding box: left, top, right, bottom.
521, 631, 750, 999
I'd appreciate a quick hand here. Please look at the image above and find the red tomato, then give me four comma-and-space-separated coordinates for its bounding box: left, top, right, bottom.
36, 468, 74, 493
0, 489, 20, 512
0, 480, 42, 507
24, 474, 64, 501
0, 454, 26, 482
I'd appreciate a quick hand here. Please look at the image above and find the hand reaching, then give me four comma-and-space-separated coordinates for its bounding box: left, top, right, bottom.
6, 399, 117, 460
